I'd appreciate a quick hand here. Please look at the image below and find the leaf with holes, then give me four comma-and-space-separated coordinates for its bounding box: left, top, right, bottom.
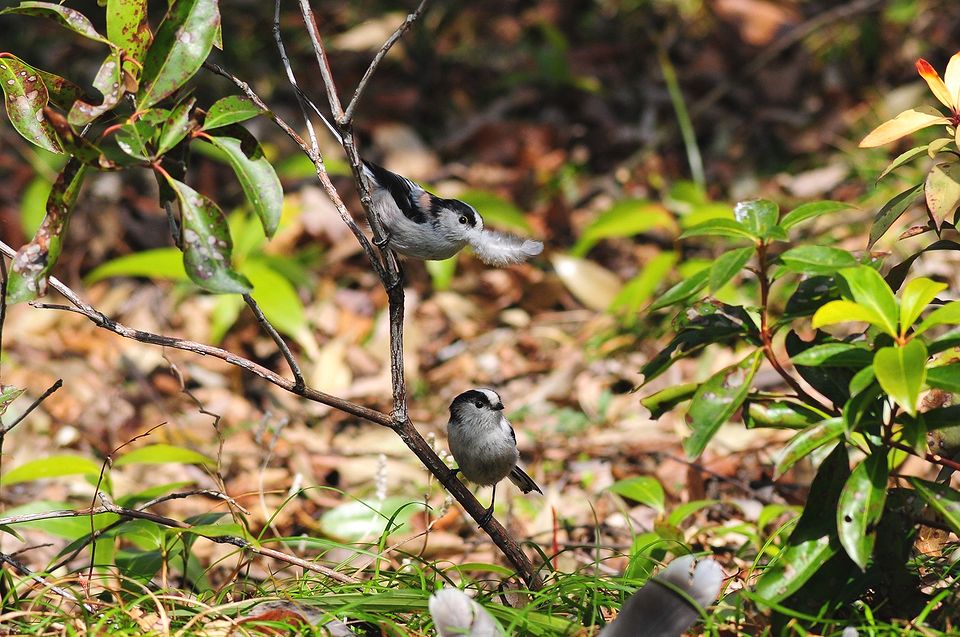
68, 50, 125, 127
837, 453, 888, 570
162, 176, 250, 294
107, 0, 152, 63
0, 55, 62, 153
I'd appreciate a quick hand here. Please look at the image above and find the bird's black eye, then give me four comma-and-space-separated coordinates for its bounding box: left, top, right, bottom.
474, 399, 484, 408
459, 215, 468, 225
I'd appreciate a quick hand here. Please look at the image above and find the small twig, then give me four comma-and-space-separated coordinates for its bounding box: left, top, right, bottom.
243, 294, 305, 390
342, 0, 431, 124
297, 0, 345, 120
0, 550, 93, 611
0, 255, 7, 378
0, 378, 63, 436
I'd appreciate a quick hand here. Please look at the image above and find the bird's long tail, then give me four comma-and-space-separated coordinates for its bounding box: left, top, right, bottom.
468, 230, 544, 266
508, 466, 543, 494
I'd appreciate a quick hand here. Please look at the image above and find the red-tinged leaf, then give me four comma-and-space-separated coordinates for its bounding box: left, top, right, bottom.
68, 50, 125, 127
0, 386, 25, 417
0, 55, 62, 153
162, 176, 251, 294
837, 453, 889, 570
31, 67, 83, 111
684, 350, 762, 458
7, 159, 87, 304
1, 2, 111, 46
107, 0, 152, 63
925, 162, 960, 229
859, 107, 950, 148
916, 58, 954, 110
138, 0, 221, 109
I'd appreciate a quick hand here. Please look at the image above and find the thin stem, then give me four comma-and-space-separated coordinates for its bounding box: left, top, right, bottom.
243, 293, 305, 391
297, 0, 345, 119
0, 378, 63, 436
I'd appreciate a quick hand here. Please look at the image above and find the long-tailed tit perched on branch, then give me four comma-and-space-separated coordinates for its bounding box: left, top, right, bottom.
446, 388, 542, 525
308, 102, 544, 265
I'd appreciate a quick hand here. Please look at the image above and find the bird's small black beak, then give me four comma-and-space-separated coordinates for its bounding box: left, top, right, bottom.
494, 403, 504, 411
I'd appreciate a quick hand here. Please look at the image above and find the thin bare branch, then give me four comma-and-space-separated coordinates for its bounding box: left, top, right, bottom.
243, 294, 305, 390
342, 0, 431, 124
0, 550, 93, 611
0, 378, 63, 436
296, 0, 344, 120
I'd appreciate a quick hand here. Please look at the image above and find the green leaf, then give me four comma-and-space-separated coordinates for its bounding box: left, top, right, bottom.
925, 162, 960, 229
607, 476, 665, 512
708, 246, 754, 292
138, 0, 221, 109
838, 266, 900, 337
753, 445, 848, 603
789, 342, 872, 367
774, 417, 845, 478
641, 383, 697, 419
68, 49, 125, 127
877, 145, 928, 181
779, 246, 857, 275
85, 248, 188, 284
868, 182, 924, 248
319, 497, 421, 541
648, 267, 710, 311
899, 277, 946, 335
908, 477, 960, 534
666, 499, 718, 527
0, 386, 25, 417
157, 97, 196, 155
684, 351, 762, 457
926, 364, 960, 393
874, 340, 928, 417
733, 199, 778, 239
678, 218, 755, 241
21, 177, 52, 237
811, 300, 887, 333
915, 300, 960, 336
1, 2, 111, 45
1, 501, 117, 540
837, 453, 889, 570
113, 444, 213, 467
0, 55, 62, 153
610, 251, 677, 318
7, 160, 87, 304
107, 0, 152, 62
115, 119, 158, 161
744, 400, 828, 429
241, 259, 306, 341
201, 136, 282, 237
425, 256, 457, 291
202, 95, 265, 131
571, 200, 675, 256
163, 176, 251, 294
780, 200, 854, 230
0, 455, 101, 486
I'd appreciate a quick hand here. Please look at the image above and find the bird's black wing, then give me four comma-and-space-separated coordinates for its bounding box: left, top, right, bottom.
364, 161, 427, 223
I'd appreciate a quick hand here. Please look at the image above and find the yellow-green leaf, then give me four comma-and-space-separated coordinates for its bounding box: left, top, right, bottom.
859, 107, 950, 148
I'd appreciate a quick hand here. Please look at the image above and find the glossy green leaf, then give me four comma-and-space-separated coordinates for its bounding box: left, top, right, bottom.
779, 246, 857, 275
838, 267, 899, 336
7, 160, 87, 304
68, 49, 125, 127
780, 200, 853, 230
0, 55, 62, 153
679, 217, 755, 241
0, 455, 101, 486
202, 95, 266, 131
877, 145, 928, 181
20, 177, 52, 237
641, 383, 697, 419
899, 277, 946, 335
1, 2, 111, 45
849, 364, 876, 396
753, 445, 848, 603
157, 97, 196, 154
925, 162, 960, 229
241, 259, 306, 341
708, 245, 754, 292
115, 119, 158, 160
811, 300, 887, 333
571, 200, 675, 256
162, 176, 251, 294
85, 248, 188, 284
666, 499, 718, 527
138, 0, 221, 109
908, 477, 960, 534
648, 267, 709, 311
744, 400, 827, 429
774, 417, 845, 478
868, 182, 924, 248
733, 199, 778, 239
926, 364, 960, 393
0, 386, 25, 417
874, 340, 928, 417
107, 0, 152, 62
790, 342, 872, 367
915, 300, 960, 337
684, 350, 762, 457
114, 444, 212, 467
837, 453, 889, 570
608, 476, 665, 512
201, 136, 281, 237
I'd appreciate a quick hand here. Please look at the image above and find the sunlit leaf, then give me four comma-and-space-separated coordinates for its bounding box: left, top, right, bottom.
641, 383, 697, 419
608, 476, 665, 512
571, 200, 675, 256
107, 0, 152, 63
926, 364, 960, 393
925, 162, 960, 229
837, 453, 888, 570
114, 444, 213, 467
789, 342, 872, 367
733, 199, 778, 239
0, 55, 62, 153
779, 200, 853, 230
684, 351, 762, 458
877, 146, 928, 181
1, 2, 111, 45
241, 259, 306, 341
744, 400, 828, 429
319, 497, 421, 541
157, 97, 197, 154
200, 135, 282, 237
874, 340, 927, 417
811, 300, 887, 333
610, 251, 677, 318
551, 254, 621, 312
838, 267, 899, 336
68, 49, 125, 127
202, 95, 265, 131
679, 218, 755, 241
899, 277, 946, 335
779, 246, 857, 275
774, 417, 844, 478
648, 267, 709, 312
85, 248, 188, 284
425, 256, 457, 291
859, 106, 950, 148
0, 455, 101, 485
915, 300, 960, 336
